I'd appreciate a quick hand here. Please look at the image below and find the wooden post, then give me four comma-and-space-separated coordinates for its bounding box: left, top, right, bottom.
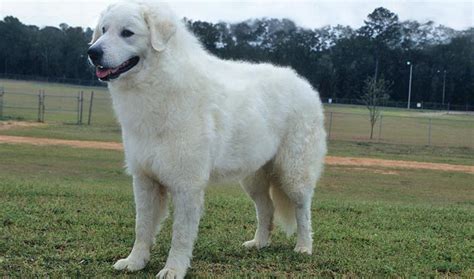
87, 91, 94, 125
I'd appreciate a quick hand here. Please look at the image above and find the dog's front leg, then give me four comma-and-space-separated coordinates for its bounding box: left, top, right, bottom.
114, 174, 168, 271
157, 189, 205, 279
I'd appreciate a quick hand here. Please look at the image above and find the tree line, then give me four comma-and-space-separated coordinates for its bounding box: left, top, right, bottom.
0, 7, 472, 106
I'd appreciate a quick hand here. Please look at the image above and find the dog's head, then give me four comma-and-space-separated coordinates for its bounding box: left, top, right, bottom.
88, 1, 177, 82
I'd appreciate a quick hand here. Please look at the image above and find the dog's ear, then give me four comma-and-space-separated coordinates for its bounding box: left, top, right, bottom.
143, 6, 177, 52
89, 22, 101, 45
90, 7, 110, 45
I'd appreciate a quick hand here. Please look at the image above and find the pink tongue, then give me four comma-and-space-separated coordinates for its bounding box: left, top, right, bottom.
96, 68, 113, 79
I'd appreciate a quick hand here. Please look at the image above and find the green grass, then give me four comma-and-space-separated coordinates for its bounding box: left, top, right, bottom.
1, 143, 473, 277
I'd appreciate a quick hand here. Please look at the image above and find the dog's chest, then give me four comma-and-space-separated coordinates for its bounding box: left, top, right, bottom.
120, 126, 157, 174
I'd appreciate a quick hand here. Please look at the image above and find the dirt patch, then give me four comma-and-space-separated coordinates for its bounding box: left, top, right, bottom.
344, 167, 400, 175
325, 156, 473, 174
0, 121, 45, 131
0, 135, 472, 174
0, 135, 122, 150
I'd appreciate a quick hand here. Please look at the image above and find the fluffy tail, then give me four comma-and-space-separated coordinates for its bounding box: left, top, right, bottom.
269, 183, 296, 236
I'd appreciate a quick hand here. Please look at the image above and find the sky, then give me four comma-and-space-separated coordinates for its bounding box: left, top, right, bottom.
0, 0, 472, 31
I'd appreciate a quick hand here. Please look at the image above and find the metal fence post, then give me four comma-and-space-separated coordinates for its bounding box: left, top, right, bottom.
77, 91, 80, 124
378, 114, 383, 142
328, 112, 333, 140
0, 87, 4, 119
428, 118, 432, 146
79, 90, 84, 125
37, 90, 42, 122
88, 91, 94, 125
41, 90, 45, 122
77, 91, 84, 125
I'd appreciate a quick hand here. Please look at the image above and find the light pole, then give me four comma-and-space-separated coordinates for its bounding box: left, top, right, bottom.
407, 61, 413, 109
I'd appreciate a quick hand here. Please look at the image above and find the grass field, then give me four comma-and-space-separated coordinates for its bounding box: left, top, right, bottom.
1, 79, 473, 148
1, 79, 473, 277
0, 143, 473, 277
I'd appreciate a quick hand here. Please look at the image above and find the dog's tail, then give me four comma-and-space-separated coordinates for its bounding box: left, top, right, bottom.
269, 183, 296, 236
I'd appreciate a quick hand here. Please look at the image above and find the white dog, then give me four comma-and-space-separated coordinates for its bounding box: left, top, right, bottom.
88, 1, 326, 278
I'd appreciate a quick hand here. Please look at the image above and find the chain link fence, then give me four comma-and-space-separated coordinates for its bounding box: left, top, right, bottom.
324, 111, 473, 148
0, 87, 115, 126
0, 85, 472, 148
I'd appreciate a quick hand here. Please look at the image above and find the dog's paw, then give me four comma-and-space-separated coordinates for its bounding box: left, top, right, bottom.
242, 239, 270, 249
156, 267, 184, 279
294, 245, 312, 255
113, 257, 147, 271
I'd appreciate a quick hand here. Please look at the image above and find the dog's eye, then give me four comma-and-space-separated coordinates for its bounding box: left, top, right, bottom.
121, 29, 134, 38
102, 27, 106, 34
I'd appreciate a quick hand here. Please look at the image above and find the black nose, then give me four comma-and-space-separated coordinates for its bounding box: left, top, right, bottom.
87, 47, 103, 64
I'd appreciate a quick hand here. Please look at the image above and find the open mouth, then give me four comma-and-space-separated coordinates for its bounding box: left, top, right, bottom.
96, 56, 139, 81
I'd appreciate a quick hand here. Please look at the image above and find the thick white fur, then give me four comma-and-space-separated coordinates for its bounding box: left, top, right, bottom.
91, 1, 326, 278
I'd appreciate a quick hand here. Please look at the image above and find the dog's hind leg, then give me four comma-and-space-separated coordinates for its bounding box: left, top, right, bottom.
273, 164, 317, 255
114, 174, 168, 271
292, 190, 314, 254
274, 119, 326, 255
241, 167, 274, 249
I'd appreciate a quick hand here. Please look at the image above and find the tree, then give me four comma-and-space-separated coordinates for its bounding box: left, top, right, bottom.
0, 13, 471, 107
361, 77, 391, 139
359, 7, 401, 80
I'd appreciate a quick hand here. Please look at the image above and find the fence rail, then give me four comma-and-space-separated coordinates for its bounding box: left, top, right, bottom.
0, 73, 104, 87
0, 87, 472, 148
321, 97, 472, 112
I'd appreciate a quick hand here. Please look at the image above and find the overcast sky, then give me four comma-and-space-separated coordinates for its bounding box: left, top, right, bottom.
0, 0, 472, 31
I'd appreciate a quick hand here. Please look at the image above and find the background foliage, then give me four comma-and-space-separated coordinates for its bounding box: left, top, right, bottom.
0, 7, 472, 105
